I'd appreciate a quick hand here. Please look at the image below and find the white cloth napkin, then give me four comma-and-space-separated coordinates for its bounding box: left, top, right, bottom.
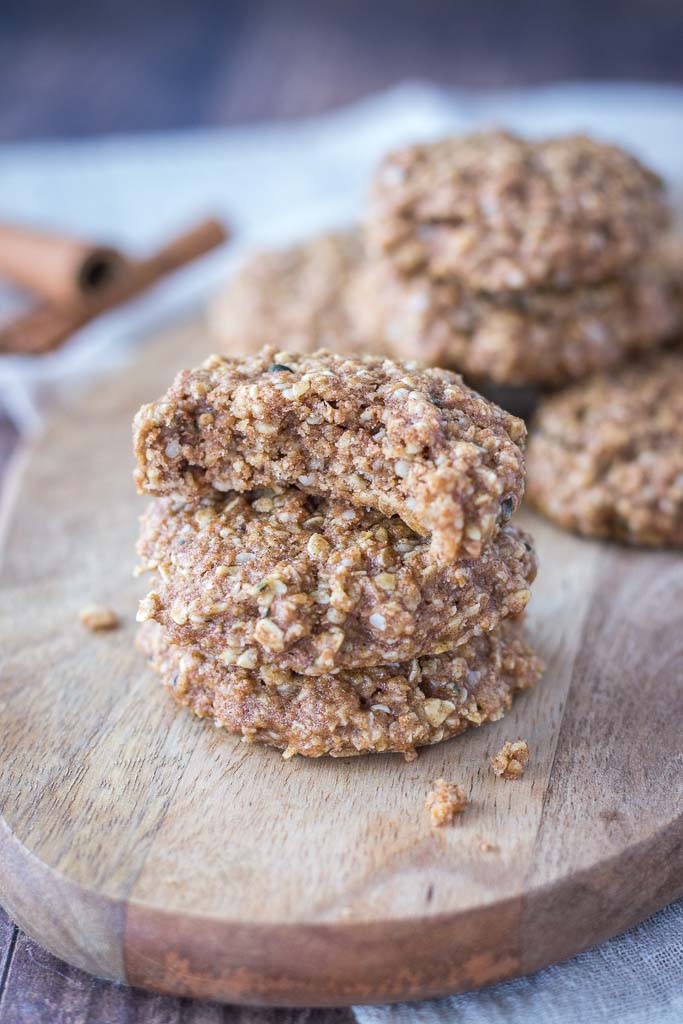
0, 82, 681, 1021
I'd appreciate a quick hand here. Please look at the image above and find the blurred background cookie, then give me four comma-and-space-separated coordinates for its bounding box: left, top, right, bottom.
349, 243, 681, 387
365, 131, 669, 289
209, 132, 680, 416
526, 351, 683, 546
208, 228, 367, 356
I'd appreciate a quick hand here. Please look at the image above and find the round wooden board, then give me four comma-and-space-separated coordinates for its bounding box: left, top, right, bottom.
1, 318, 682, 1008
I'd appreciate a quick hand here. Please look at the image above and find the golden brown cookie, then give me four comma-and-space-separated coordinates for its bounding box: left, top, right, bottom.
208, 229, 367, 357
349, 253, 680, 388
133, 348, 527, 564
138, 617, 543, 760
527, 352, 683, 545
367, 131, 668, 290
136, 490, 537, 675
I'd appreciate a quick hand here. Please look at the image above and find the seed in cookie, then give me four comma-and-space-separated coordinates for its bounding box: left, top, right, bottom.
133, 347, 527, 564
526, 352, 683, 546
137, 617, 544, 760
136, 489, 537, 675
367, 130, 668, 291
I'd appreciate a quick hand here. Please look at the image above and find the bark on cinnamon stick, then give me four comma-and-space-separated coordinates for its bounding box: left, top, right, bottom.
0, 222, 127, 304
0, 218, 229, 355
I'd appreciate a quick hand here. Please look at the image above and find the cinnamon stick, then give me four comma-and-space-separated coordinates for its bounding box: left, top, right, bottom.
0, 222, 127, 304
0, 218, 229, 356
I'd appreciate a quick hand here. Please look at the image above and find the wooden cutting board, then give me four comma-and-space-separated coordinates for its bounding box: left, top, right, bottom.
1, 318, 681, 1008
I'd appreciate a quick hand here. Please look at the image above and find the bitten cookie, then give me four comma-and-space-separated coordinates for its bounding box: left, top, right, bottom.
133, 348, 527, 564
208, 229, 367, 357
137, 490, 537, 675
367, 131, 668, 290
349, 252, 681, 387
526, 353, 683, 546
138, 618, 543, 760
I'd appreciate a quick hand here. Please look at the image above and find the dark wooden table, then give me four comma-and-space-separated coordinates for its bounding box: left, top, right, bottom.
0, 0, 682, 1019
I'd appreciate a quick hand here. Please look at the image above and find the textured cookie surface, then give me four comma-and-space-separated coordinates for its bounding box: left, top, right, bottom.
527, 353, 683, 546
138, 618, 543, 759
350, 253, 681, 387
208, 229, 367, 357
367, 131, 668, 290
137, 490, 537, 675
133, 348, 527, 564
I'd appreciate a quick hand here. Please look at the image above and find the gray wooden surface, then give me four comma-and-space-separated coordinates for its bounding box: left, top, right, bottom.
0, 0, 681, 140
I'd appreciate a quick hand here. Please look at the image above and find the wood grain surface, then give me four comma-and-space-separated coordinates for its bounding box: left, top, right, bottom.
0, 317, 681, 1009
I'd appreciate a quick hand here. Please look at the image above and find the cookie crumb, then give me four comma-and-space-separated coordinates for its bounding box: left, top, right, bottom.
425, 778, 469, 827
527, 353, 683, 546
491, 739, 529, 779
479, 839, 499, 853
80, 605, 119, 632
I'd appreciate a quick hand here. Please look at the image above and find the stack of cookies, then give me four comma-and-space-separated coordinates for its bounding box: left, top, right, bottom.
210, 132, 680, 395
133, 348, 542, 759
353, 131, 678, 390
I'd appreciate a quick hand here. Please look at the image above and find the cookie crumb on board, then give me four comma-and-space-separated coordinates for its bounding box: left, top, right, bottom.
425, 778, 469, 827
479, 839, 500, 853
491, 739, 529, 779
80, 605, 120, 632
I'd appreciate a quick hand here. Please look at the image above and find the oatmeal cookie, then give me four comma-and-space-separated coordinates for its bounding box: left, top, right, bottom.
138, 618, 543, 759
527, 353, 683, 545
208, 229, 368, 357
367, 131, 668, 290
349, 253, 680, 387
136, 490, 537, 675
133, 348, 527, 564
